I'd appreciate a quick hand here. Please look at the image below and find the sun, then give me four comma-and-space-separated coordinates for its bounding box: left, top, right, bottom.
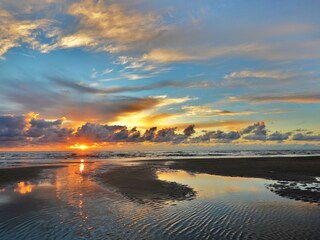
69, 143, 89, 150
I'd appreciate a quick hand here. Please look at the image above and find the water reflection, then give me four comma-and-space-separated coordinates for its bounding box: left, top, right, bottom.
14, 182, 33, 195
80, 163, 84, 173
54, 160, 98, 233
157, 170, 266, 200
1, 163, 320, 240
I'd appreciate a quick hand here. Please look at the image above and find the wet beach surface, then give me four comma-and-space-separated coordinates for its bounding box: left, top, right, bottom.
0, 156, 320, 239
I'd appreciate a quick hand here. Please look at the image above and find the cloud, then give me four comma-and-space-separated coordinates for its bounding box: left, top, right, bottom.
0, 10, 57, 59
141, 44, 266, 63
183, 124, 195, 137
75, 123, 124, 142
60, 95, 194, 123
182, 105, 255, 117
75, 124, 193, 144
1, 1, 320, 64
143, 125, 195, 144
25, 117, 72, 145
176, 120, 252, 130
142, 48, 196, 63
1, 114, 320, 148
46, 0, 168, 53
153, 127, 175, 141
51, 77, 215, 94
1, 77, 196, 123
242, 122, 267, 141
190, 122, 289, 143
0, 113, 72, 147
229, 92, 320, 103
154, 95, 196, 107
224, 70, 294, 80
0, 0, 64, 14
136, 113, 179, 127
191, 130, 241, 143
267, 131, 292, 142
0, 115, 26, 138
142, 127, 157, 141
292, 133, 320, 141
140, 38, 320, 64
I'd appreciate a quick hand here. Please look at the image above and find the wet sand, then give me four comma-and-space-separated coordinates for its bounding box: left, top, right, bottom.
1, 157, 319, 204
146, 156, 320, 181
97, 165, 195, 203
0, 165, 64, 187
99, 156, 320, 204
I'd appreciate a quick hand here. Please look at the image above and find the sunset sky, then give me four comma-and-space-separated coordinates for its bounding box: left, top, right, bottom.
1, 0, 320, 150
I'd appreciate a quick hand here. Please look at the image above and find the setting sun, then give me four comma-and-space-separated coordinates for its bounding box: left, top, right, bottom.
69, 143, 89, 150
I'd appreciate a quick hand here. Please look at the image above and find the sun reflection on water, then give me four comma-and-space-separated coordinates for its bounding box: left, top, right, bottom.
14, 182, 33, 194
54, 160, 95, 231
80, 159, 85, 173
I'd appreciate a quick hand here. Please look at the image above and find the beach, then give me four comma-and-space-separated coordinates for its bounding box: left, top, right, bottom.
0, 165, 64, 187
0, 154, 320, 239
98, 156, 320, 204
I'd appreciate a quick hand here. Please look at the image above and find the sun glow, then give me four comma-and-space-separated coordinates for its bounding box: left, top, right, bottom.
69, 143, 89, 150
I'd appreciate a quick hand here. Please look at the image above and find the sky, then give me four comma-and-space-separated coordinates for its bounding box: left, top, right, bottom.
0, 0, 320, 150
